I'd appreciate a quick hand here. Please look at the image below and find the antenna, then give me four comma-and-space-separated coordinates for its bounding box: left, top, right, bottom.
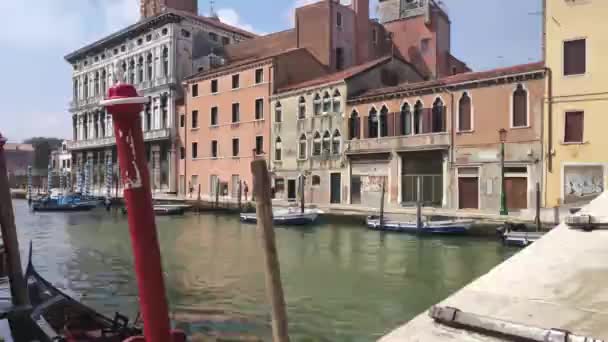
210, 0, 217, 17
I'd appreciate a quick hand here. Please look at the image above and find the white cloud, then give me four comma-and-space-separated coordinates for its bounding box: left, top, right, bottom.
215, 8, 263, 34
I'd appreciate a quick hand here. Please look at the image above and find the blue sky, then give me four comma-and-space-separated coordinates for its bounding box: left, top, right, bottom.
0, 0, 542, 142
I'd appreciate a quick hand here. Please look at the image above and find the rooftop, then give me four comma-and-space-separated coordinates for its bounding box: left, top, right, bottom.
4, 143, 34, 152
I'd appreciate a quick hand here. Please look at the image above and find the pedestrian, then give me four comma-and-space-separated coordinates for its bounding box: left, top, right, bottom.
244, 181, 249, 201
188, 181, 193, 198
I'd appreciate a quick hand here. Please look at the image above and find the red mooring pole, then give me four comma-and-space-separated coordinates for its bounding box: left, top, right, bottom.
101, 83, 171, 342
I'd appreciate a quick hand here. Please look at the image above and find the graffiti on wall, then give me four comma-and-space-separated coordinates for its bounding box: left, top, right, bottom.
564, 165, 605, 204
361, 176, 387, 193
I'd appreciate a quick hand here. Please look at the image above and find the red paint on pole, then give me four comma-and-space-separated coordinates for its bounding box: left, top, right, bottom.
101, 83, 171, 342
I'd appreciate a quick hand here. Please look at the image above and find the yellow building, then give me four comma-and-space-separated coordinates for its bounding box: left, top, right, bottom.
544, 0, 608, 207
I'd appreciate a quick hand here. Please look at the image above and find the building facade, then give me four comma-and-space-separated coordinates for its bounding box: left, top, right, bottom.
65, 7, 255, 195
544, 1, 608, 207
270, 56, 423, 205
50, 141, 72, 173
346, 63, 546, 211
4, 143, 34, 188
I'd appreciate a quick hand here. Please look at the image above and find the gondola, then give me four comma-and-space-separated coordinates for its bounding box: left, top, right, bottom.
25, 243, 142, 341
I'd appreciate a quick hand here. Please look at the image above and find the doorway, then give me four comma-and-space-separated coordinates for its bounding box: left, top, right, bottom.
287, 179, 297, 201
350, 176, 361, 204
330, 173, 341, 204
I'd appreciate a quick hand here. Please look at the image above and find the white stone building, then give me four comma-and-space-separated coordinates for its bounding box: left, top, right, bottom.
50, 141, 72, 173
65, 6, 255, 194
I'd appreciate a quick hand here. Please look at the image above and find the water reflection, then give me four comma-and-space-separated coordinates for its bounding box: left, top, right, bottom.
12, 199, 516, 341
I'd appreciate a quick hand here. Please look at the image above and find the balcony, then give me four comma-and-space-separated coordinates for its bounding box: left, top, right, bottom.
346, 133, 450, 154
67, 128, 171, 151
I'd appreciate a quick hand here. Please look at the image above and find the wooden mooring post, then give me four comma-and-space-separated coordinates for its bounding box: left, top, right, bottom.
238, 180, 242, 210
197, 184, 202, 214
251, 160, 290, 342
379, 178, 386, 230
535, 182, 541, 231
299, 176, 305, 214
416, 177, 422, 230
0, 134, 29, 306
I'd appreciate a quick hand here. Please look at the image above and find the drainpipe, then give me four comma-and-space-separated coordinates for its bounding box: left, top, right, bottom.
546, 67, 553, 174
183, 83, 189, 198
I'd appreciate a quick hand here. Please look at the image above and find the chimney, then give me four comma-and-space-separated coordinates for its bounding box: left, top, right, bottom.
352, 0, 370, 64
352, 0, 369, 18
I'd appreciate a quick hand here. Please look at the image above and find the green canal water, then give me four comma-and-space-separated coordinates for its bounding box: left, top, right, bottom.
13, 199, 517, 341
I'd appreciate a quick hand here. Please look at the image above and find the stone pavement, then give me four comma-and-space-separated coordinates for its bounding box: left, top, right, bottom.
379, 192, 608, 341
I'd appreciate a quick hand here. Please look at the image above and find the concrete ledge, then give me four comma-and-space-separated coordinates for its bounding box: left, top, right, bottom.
379, 192, 608, 341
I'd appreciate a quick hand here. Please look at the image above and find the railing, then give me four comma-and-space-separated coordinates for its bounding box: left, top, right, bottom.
144, 128, 171, 141
68, 128, 170, 150
347, 133, 449, 152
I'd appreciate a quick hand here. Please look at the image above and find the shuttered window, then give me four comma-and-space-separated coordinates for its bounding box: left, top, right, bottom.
512, 84, 528, 127
458, 92, 472, 131
564, 39, 586, 76
564, 111, 584, 143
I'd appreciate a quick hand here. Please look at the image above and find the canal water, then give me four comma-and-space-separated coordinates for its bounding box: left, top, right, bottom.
13, 199, 517, 341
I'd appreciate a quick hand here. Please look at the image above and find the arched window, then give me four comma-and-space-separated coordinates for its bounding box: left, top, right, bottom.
162, 46, 169, 77
349, 110, 360, 140
312, 131, 322, 156
94, 72, 100, 96
512, 84, 528, 127
298, 96, 306, 119
379, 105, 389, 137
414, 100, 423, 134
298, 134, 307, 159
400, 103, 412, 135
458, 92, 472, 132
432, 98, 445, 133
73, 78, 79, 101
160, 94, 168, 128
129, 59, 135, 84
275, 102, 282, 123
146, 53, 153, 80
322, 91, 331, 113
137, 56, 144, 83
313, 94, 322, 115
83, 76, 89, 98
121, 61, 127, 81
368, 107, 378, 138
101, 70, 107, 95
332, 130, 341, 155
83, 113, 88, 140
275, 137, 282, 161
333, 89, 342, 113
322, 131, 331, 153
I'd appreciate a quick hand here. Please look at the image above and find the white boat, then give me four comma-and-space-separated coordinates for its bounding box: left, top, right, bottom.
366, 216, 473, 235
240, 207, 321, 225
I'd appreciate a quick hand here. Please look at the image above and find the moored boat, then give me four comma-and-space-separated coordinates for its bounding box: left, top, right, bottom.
32, 194, 97, 212
497, 222, 545, 247
122, 204, 187, 216
25, 244, 142, 341
240, 207, 321, 225
366, 215, 473, 235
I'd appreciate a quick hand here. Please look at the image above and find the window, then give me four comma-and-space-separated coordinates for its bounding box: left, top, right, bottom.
255, 136, 264, 155
512, 84, 528, 127
181, 29, 191, 38
113, 48, 119, 55
232, 138, 239, 157
414, 101, 423, 134
298, 134, 307, 159
162, 46, 169, 77
336, 12, 342, 28
232, 103, 240, 123
162, 28, 168, 35
275, 137, 282, 161
333, 90, 341, 113
121, 45, 126, 52
255, 68, 264, 84
145, 105, 152, 131
421, 38, 431, 54
312, 132, 321, 156
379, 106, 389, 137
322, 92, 331, 112
275, 102, 282, 123
129, 59, 135, 84
210, 107, 218, 126
368, 107, 378, 138
211, 79, 218, 93
146, 34, 152, 42
298, 96, 306, 119
192, 84, 199, 97
192, 110, 199, 128
458, 92, 472, 132
431, 98, 446, 133
312, 175, 321, 186
232, 74, 240, 89
313, 94, 322, 115
349, 110, 360, 139
322, 131, 331, 154
180, 114, 185, 128
336, 48, 344, 71
73, 79, 79, 101
146, 53, 153, 80
180, 147, 185, 160
400, 103, 411, 135
137, 38, 143, 46
564, 39, 586, 76
209, 32, 218, 42
211, 140, 218, 158
94, 72, 100, 96
255, 99, 264, 120
222, 36, 230, 45
192, 142, 198, 159
332, 130, 341, 155
564, 111, 584, 143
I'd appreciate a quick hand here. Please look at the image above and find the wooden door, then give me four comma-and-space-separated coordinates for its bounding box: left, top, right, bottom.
330, 173, 341, 204
506, 177, 527, 209
287, 179, 296, 201
458, 177, 479, 209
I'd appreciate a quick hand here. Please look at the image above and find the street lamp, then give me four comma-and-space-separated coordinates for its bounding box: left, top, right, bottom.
499, 128, 508, 215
